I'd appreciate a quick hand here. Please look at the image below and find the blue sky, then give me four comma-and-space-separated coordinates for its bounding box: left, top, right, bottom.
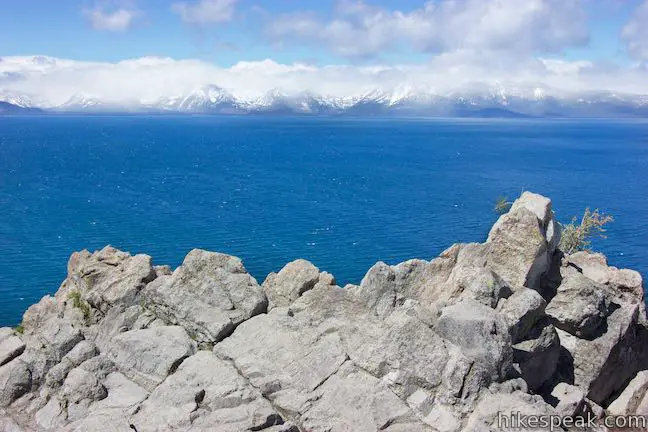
0, 0, 646, 66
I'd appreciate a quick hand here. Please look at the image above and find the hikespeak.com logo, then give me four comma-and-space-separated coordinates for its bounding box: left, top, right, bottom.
497, 411, 648, 430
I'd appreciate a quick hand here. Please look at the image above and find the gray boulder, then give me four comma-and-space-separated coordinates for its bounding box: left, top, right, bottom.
0, 330, 25, 367
105, 326, 196, 391
607, 370, 648, 415
555, 301, 641, 405
545, 267, 613, 338
511, 319, 560, 391
35, 398, 65, 430
550, 383, 585, 417
215, 302, 349, 416
464, 389, 556, 432
58, 246, 156, 313
355, 245, 510, 316
44, 340, 97, 394
486, 192, 560, 290
508, 191, 560, 253
90, 305, 145, 352
435, 300, 513, 380
498, 287, 547, 343
300, 362, 428, 432
61, 368, 107, 404
0, 360, 31, 407
568, 251, 644, 300
132, 351, 284, 431
143, 249, 267, 344
487, 207, 551, 290
263, 259, 334, 309
89, 371, 148, 414
0, 409, 22, 432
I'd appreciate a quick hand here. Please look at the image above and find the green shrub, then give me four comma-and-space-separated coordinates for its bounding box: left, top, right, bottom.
494, 196, 512, 214
559, 208, 614, 255
68, 290, 91, 320
14, 323, 24, 335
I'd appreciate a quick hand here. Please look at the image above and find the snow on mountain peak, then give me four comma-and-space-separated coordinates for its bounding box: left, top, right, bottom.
2, 80, 648, 117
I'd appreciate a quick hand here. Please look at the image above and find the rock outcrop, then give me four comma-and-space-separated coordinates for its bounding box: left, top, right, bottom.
0, 192, 646, 431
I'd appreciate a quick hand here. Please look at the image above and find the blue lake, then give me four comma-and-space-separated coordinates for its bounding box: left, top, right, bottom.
1, 116, 647, 326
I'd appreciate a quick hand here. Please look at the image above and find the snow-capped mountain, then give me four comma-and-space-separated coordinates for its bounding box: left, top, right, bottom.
0, 91, 39, 108
57, 94, 106, 110
1, 83, 648, 117
0, 100, 42, 114
151, 85, 238, 113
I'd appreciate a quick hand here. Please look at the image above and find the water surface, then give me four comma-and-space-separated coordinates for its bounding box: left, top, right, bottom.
1, 116, 647, 326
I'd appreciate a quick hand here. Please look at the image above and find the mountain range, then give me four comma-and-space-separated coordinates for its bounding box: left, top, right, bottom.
2, 84, 648, 117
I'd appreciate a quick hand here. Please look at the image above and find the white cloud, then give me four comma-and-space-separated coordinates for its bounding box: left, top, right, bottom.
83, 4, 139, 32
622, 0, 648, 61
1, 53, 647, 108
172, 0, 238, 24
268, 0, 589, 58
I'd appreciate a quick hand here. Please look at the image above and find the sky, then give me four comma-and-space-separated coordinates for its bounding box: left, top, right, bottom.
1, 0, 648, 103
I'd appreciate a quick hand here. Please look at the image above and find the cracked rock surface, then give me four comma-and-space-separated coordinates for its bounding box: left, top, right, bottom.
1, 191, 647, 431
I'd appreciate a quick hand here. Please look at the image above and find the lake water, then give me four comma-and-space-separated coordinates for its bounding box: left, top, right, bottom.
1, 116, 647, 326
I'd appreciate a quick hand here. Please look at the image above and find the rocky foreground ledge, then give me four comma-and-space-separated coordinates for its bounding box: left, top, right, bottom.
1, 192, 647, 431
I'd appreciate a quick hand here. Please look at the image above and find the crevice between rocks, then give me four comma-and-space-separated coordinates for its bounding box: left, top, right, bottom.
212, 350, 310, 432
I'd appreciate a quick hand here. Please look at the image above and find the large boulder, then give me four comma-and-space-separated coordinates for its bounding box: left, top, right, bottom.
89, 371, 148, 414
607, 370, 648, 415
355, 244, 511, 315
58, 246, 156, 313
131, 351, 285, 431
15, 308, 84, 392
508, 191, 561, 253
0, 360, 31, 407
511, 319, 560, 391
43, 340, 97, 395
555, 301, 641, 405
341, 304, 489, 406
214, 299, 349, 416
0, 409, 22, 432
546, 255, 648, 407
104, 326, 196, 391
485, 192, 560, 291
300, 362, 429, 432
486, 207, 551, 290
568, 251, 644, 302
550, 382, 585, 417
435, 300, 513, 381
498, 289, 560, 391
0, 329, 25, 367
216, 282, 498, 429
59, 367, 108, 420
498, 288, 547, 343
143, 249, 267, 344
545, 268, 614, 338
464, 388, 557, 432
263, 259, 335, 309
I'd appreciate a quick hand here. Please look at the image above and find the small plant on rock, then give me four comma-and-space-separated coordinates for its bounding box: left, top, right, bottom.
559, 208, 614, 255
14, 323, 24, 335
494, 196, 512, 214
68, 290, 91, 320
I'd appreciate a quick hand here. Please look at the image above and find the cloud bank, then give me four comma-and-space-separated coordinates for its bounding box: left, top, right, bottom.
4, 0, 648, 107
1, 54, 647, 108
268, 0, 589, 58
